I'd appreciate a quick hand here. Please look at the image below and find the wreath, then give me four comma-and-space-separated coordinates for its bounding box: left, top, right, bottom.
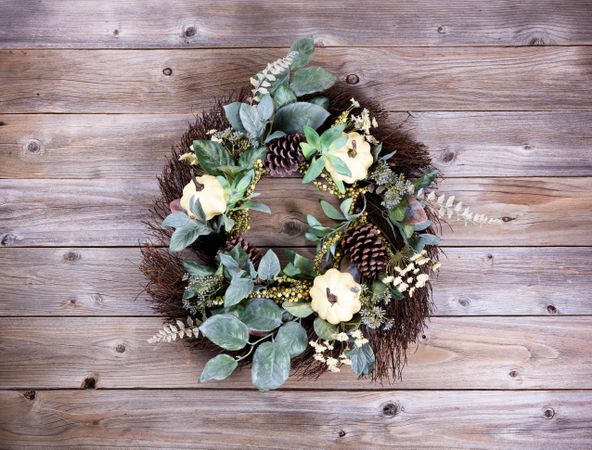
141, 37, 500, 390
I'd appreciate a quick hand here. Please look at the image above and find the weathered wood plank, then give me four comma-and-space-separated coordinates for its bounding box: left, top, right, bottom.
2, 48, 592, 113
1, 390, 590, 448
0, 317, 589, 389
1, 0, 592, 48
0, 177, 590, 247
2, 112, 592, 179
1, 247, 590, 316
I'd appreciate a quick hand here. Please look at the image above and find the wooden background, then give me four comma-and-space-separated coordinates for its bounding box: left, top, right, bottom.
1, 0, 592, 447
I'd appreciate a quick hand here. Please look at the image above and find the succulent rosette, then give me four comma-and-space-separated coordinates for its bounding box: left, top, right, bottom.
141, 37, 502, 391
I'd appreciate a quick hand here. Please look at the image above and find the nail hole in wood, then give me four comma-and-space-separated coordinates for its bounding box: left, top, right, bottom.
487, 254, 493, 260
338, 430, 346, 437
345, 74, 359, 85
437, 26, 445, 33
502, 216, 516, 222
382, 402, 399, 417
509, 370, 518, 378
115, 344, 126, 353
23, 390, 36, 400
162, 67, 173, 76
81, 376, 97, 389
544, 408, 555, 419
113, 29, 119, 36
0, 121, 6, 126
547, 305, 558, 314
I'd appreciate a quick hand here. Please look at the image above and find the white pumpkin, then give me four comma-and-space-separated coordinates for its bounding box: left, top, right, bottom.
309, 268, 362, 325
180, 175, 228, 220
325, 132, 373, 184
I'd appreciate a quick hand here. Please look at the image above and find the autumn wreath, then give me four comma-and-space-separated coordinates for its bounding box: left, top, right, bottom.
141, 37, 500, 390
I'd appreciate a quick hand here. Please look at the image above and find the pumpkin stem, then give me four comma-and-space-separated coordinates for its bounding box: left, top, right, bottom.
192, 176, 205, 191
326, 287, 338, 305
347, 139, 358, 158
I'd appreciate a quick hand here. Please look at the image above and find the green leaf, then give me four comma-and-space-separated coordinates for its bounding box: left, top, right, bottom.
388, 198, 409, 223
264, 131, 287, 143
409, 233, 440, 252
199, 354, 238, 383
284, 250, 315, 277
241, 298, 283, 332
162, 212, 191, 229
302, 156, 325, 183
349, 344, 375, 376
282, 301, 314, 318
326, 154, 352, 178
300, 142, 317, 159
320, 200, 345, 221
218, 252, 240, 276
273, 84, 297, 109
303, 125, 321, 150
290, 36, 315, 69
234, 201, 271, 214
257, 94, 274, 121
290, 67, 337, 96
217, 165, 244, 179
414, 168, 439, 190
334, 178, 346, 194
274, 102, 330, 134
328, 134, 348, 152
251, 341, 291, 391
182, 260, 215, 277
313, 317, 338, 340
239, 146, 267, 168
275, 321, 308, 357
199, 314, 249, 351
232, 170, 254, 198
169, 221, 211, 252
340, 198, 354, 217
223, 102, 246, 133
193, 140, 234, 175
188, 196, 206, 222
308, 96, 329, 110
224, 275, 254, 307
306, 214, 322, 228
258, 249, 281, 281
222, 214, 235, 231
319, 124, 346, 150
239, 103, 265, 139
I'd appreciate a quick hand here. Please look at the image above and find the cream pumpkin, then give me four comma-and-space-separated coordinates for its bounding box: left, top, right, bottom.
309, 268, 362, 325
325, 132, 373, 184
180, 175, 228, 220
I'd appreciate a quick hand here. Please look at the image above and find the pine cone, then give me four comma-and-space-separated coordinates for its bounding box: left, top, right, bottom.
224, 235, 263, 266
341, 224, 388, 280
263, 134, 304, 177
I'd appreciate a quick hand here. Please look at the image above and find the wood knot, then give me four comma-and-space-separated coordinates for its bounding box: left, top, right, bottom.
23, 390, 36, 400
502, 216, 516, 222
23, 139, 42, 154
0, 121, 6, 126
382, 402, 400, 417
316, 40, 326, 48
529, 37, 545, 46
162, 67, 173, 76
345, 73, 359, 85
183, 25, 197, 38
546, 305, 558, 314
523, 144, 533, 151
1, 233, 17, 246
509, 370, 518, 378
81, 376, 97, 389
115, 344, 126, 353
113, 29, 119, 36
544, 408, 555, 419
458, 297, 470, 307
487, 254, 493, 260
281, 217, 306, 237
441, 151, 456, 163
63, 251, 81, 262
437, 26, 446, 34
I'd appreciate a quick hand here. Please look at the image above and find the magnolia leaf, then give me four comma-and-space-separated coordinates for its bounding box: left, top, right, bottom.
241, 298, 283, 332
199, 314, 249, 351
258, 249, 281, 280
320, 200, 345, 221
275, 321, 308, 357
189, 196, 207, 222
251, 342, 291, 391
257, 94, 274, 121
290, 36, 315, 69
290, 67, 337, 96
264, 131, 287, 143
274, 102, 330, 134
313, 317, 338, 340
307, 96, 329, 110
199, 354, 238, 383
282, 301, 314, 318
239, 103, 265, 139
409, 233, 440, 252
239, 146, 267, 168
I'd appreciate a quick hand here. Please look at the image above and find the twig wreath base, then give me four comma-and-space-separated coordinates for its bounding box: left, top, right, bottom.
140, 38, 500, 390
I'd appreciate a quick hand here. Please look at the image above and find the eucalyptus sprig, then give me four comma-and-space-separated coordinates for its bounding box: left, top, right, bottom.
306, 197, 364, 243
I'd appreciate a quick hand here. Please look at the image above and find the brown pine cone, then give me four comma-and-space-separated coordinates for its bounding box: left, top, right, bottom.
341, 224, 388, 280
263, 134, 304, 177
224, 235, 263, 266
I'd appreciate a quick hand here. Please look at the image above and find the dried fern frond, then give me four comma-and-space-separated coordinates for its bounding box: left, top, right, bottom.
417, 188, 503, 225
148, 317, 201, 344
250, 51, 298, 102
